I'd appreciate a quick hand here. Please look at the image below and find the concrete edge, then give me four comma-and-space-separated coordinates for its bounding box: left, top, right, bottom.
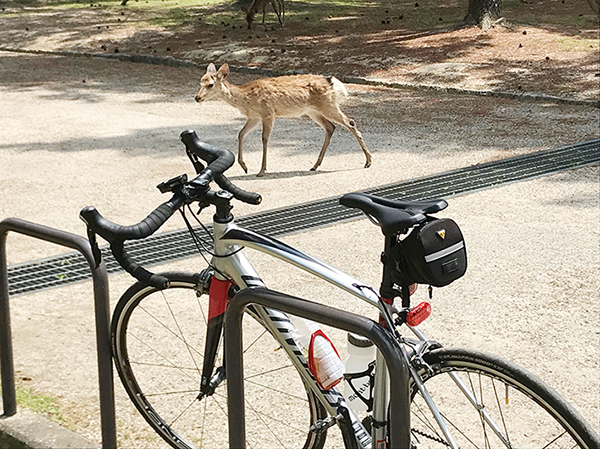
0, 408, 100, 449
1, 46, 598, 108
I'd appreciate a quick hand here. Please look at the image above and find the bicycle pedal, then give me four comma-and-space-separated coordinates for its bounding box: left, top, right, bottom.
310, 413, 342, 433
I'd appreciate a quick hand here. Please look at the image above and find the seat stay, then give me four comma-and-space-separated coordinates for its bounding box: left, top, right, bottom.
340, 192, 448, 236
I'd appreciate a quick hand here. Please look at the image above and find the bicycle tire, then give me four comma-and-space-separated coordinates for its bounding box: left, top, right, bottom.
408, 347, 599, 449
111, 271, 327, 449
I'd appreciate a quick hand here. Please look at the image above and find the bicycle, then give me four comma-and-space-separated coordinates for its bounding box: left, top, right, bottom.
80, 130, 600, 449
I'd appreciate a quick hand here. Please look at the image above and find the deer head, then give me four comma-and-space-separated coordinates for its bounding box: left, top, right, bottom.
195, 63, 230, 102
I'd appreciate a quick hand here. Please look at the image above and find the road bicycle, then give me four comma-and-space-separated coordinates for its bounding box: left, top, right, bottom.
80, 130, 599, 449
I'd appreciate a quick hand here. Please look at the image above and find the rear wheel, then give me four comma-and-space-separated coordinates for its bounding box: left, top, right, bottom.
409, 347, 599, 448
111, 271, 327, 449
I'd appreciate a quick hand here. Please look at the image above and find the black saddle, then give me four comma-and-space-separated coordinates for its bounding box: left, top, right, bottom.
340, 192, 448, 236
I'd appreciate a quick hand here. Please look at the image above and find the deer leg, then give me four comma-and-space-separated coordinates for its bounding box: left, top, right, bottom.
270, 0, 283, 26
324, 107, 372, 168
307, 112, 336, 171
238, 118, 260, 174
257, 116, 275, 177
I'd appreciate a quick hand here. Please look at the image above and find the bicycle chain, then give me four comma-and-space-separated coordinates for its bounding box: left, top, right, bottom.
412, 428, 452, 447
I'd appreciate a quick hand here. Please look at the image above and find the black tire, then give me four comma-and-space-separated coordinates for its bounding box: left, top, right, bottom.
111, 272, 327, 449
409, 347, 600, 448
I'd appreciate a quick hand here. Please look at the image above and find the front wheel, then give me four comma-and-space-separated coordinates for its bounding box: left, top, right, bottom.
409, 347, 599, 448
111, 271, 327, 449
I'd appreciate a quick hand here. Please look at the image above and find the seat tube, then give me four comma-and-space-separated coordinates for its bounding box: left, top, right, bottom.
372, 350, 390, 448
372, 234, 395, 447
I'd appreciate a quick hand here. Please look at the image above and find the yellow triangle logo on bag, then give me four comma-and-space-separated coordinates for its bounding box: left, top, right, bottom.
437, 229, 446, 240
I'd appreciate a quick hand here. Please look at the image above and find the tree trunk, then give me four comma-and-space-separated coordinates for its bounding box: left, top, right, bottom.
459, 0, 502, 29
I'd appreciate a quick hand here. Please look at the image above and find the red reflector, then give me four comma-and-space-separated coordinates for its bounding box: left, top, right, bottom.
406, 302, 432, 327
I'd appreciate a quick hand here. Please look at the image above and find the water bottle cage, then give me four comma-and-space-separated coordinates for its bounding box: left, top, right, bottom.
342, 360, 376, 412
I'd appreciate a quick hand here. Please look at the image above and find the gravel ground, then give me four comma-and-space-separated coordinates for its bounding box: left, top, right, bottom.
0, 50, 598, 447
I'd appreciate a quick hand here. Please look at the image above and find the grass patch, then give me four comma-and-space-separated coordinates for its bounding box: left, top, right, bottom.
148, 6, 187, 26
15, 384, 67, 426
556, 35, 599, 51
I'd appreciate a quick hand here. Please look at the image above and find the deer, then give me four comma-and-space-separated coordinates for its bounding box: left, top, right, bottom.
194, 63, 372, 177
245, 0, 284, 29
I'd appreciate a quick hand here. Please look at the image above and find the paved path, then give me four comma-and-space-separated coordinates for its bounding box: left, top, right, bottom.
0, 50, 598, 447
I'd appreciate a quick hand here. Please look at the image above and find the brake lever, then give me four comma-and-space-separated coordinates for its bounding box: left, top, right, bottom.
186, 148, 205, 174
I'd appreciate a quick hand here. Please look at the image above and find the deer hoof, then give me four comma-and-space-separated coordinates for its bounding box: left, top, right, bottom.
309, 167, 317, 171
364, 161, 372, 168
256, 171, 265, 177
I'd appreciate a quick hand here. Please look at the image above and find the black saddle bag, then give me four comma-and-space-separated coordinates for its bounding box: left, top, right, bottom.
392, 218, 467, 287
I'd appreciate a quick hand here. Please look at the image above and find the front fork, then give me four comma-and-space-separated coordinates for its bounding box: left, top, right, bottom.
198, 273, 231, 399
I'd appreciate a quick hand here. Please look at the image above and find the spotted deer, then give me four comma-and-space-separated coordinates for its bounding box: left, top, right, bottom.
245, 0, 284, 29
194, 63, 372, 177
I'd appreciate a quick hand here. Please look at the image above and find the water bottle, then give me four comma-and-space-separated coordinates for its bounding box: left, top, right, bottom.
344, 333, 376, 412
288, 315, 344, 390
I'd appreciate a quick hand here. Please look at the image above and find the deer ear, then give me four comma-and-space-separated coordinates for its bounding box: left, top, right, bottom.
217, 63, 229, 80
207, 63, 217, 74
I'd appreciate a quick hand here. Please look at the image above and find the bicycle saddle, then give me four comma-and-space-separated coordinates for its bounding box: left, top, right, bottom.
339, 192, 448, 236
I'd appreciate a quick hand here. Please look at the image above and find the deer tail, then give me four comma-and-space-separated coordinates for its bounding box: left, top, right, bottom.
329, 76, 348, 101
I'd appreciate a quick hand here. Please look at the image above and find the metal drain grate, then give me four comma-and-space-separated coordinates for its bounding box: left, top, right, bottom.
6, 139, 599, 296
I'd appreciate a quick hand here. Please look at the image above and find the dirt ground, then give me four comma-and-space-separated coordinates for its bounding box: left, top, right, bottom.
0, 0, 599, 101
0, 0, 599, 447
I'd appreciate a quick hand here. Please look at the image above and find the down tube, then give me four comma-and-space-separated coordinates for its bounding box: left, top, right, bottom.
213, 224, 373, 448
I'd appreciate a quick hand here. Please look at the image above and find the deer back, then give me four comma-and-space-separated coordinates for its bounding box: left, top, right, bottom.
226, 74, 346, 118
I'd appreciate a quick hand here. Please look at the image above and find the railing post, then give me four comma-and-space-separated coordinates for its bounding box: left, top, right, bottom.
0, 218, 117, 449
0, 232, 17, 417
225, 287, 411, 449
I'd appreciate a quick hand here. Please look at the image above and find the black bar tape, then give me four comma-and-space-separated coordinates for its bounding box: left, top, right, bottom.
180, 130, 234, 175
215, 174, 262, 205
180, 130, 262, 205
80, 195, 185, 243
111, 240, 169, 289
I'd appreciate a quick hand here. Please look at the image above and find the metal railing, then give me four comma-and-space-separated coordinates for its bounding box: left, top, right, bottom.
0, 218, 117, 449
225, 287, 411, 448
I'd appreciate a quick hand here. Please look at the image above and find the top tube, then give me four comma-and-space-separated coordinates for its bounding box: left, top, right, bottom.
214, 222, 382, 310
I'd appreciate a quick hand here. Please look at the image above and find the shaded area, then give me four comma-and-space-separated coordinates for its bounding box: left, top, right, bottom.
0, 0, 598, 100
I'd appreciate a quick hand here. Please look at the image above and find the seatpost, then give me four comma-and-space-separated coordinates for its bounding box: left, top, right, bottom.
379, 234, 401, 328
380, 235, 401, 298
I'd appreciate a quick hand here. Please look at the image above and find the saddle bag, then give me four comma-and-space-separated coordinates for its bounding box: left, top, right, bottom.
392, 218, 467, 287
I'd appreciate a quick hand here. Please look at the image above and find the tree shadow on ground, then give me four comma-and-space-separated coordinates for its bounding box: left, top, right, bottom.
1, 0, 597, 101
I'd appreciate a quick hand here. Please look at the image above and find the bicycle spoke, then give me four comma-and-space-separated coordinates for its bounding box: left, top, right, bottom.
409, 349, 591, 449
244, 364, 294, 380
169, 396, 201, 428
137, 305, 205, 360
128, 332, 200, 382
492, 378, 512, 448
243, 328, 269, 354
114, 277, 326, 449
245, 378, 309, 402
161, 291, 202, 374
244, 396, 290, 448
143, 389, 200, 397
129, 360, 199, 371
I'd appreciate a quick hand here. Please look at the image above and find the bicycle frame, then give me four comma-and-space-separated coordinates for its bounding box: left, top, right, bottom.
202, 219, 394, 448
199, 213, 574, 449
197, 215, 465, 449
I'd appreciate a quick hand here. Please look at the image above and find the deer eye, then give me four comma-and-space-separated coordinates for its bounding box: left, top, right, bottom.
207, 83, 214, 89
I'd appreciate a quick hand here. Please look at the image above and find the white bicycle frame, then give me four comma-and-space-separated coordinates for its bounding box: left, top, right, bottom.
209, 218, 460, 448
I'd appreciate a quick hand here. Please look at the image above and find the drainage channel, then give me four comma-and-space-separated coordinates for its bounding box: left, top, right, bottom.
6, 138, 599, 296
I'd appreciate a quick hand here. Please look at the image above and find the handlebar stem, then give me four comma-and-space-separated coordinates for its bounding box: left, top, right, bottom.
209, 190, 235, 223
